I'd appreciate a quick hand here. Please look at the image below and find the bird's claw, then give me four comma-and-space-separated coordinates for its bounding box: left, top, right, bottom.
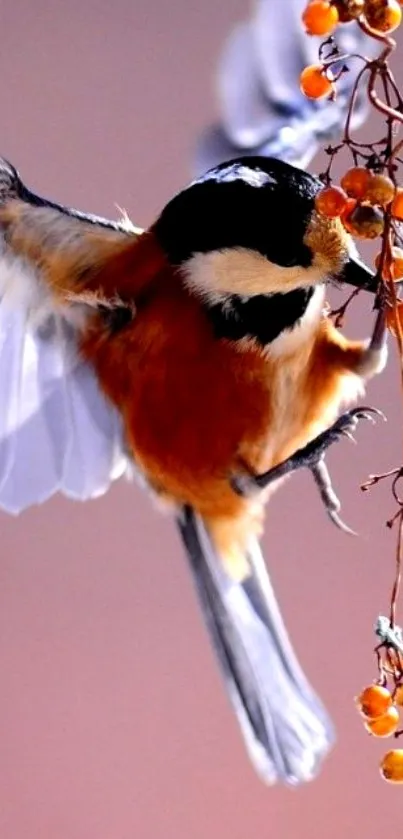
332, 407, 385, 442
311, 460, 356, 535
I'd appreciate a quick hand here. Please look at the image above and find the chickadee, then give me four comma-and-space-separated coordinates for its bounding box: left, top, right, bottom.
0, 154, 386, 786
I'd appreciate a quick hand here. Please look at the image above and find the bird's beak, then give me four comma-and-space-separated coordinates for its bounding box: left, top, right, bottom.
340, 255, 378, 294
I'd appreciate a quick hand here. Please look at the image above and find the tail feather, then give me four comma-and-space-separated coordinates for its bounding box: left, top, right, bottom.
176, 505, 335, 786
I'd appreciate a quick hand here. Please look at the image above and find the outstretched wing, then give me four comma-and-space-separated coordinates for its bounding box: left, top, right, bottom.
0, 158, 140, 514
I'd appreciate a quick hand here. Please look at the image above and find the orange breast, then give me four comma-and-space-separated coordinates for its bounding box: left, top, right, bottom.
80, 274, 276, 514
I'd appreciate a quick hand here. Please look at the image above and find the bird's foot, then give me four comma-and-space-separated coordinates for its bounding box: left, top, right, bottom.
230, 407, 385, 534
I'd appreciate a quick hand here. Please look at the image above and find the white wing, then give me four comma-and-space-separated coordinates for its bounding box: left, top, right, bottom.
0, 159, 135, 514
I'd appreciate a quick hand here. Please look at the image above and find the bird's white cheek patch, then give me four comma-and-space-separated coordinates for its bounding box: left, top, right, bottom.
183, 247, 326, 299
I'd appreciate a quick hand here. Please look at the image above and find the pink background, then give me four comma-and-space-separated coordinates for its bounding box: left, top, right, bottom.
1, 1, 403, 837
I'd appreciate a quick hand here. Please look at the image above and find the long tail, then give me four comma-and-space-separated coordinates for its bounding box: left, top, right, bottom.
176, 505, 335, 786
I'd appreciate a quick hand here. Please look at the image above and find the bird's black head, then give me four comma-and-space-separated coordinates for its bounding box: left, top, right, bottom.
152, 157, 375, 346
154, 156, 318, 272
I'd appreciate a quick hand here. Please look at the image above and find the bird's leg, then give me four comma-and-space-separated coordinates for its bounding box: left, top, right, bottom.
230, 407, 384, 533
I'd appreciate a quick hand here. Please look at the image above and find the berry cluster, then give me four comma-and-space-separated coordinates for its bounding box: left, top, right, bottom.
315, 169, 403, 259
356, 684, 403, 782
316, 168, 397, 236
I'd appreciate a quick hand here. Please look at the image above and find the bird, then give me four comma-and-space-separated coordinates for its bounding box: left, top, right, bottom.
0, 153, 386, 787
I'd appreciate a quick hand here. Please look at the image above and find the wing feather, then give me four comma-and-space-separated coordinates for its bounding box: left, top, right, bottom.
0, 305, 26, 491
0, 158, 134, 514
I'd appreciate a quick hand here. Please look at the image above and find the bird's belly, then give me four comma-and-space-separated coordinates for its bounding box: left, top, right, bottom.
123, 341, 332, 512
124, 353, 272, 511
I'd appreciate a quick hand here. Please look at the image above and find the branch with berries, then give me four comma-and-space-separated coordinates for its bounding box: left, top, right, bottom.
300, 0, 403, 785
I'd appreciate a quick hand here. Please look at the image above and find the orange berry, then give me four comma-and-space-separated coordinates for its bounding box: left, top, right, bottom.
332, 0, 365, 20
375, 246, 403, 279
340, 166, 371, 199
365, 705, 400, 737
340, 197, 358, 233
356, 684, 393, 719
380, 749, 403, 783
364, 0, 402, 32
302, 0, 339, 34
300, 65, 334, 99
345, 204, 384, 239
315, 185, 349, 217
391, 187, 403, 220
365, 173, 395, 207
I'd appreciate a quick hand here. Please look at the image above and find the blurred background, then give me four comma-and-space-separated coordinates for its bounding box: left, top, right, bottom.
0, 1, 403, 837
